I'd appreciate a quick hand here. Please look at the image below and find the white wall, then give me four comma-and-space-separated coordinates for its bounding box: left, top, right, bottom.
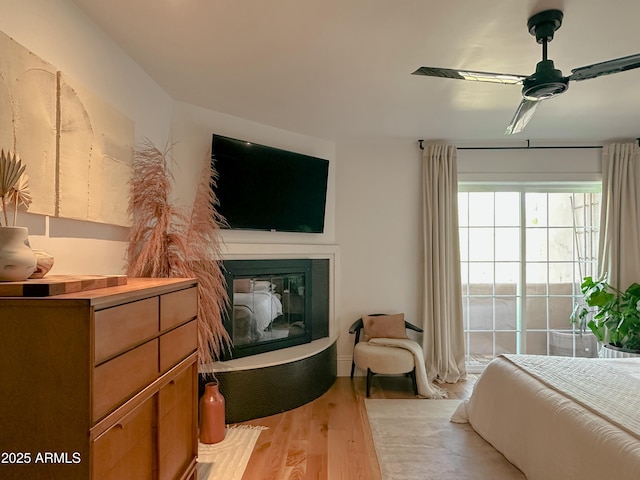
1, 0, 609, 376
168, 101, 341, 342
170, 101, 336, 246
457, 147, 602, 182
335, 138, 423, 374
334, 140, 603, 375
2, 0, 340, 328
1, 0, 173, 275
169, 101, 342, 347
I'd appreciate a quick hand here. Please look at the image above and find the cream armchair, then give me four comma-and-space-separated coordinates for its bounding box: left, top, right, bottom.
349, 313, 423, 397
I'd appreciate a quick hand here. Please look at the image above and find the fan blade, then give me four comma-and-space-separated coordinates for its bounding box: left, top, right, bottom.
412, 67, 527, 85
505, 98, 541, 135
568, 53, 640, 82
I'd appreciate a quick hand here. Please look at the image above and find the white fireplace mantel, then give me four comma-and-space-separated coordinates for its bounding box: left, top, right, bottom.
221, 242, 339, 259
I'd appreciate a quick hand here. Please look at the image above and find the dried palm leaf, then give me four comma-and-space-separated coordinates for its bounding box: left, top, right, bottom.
7, 173, 32, 226
0, 150, 26, 226
0, 150, 25, 196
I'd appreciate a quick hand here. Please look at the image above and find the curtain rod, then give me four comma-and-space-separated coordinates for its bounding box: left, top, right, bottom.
417, 138, 640, 151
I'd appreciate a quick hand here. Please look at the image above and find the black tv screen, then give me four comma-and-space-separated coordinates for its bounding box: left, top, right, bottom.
211, 134, 329, 233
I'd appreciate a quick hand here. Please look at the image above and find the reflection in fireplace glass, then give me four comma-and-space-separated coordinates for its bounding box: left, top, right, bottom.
232, 274, 306, 347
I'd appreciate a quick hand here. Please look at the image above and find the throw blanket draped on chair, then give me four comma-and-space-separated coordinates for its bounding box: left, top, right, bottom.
369, 338, 447, 399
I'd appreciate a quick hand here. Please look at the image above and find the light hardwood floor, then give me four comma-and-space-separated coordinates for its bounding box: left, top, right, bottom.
239, 373, 477, 479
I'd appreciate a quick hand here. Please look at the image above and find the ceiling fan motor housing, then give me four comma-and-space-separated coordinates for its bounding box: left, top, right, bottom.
528, 9, 563, 43
522, 59, 569, 100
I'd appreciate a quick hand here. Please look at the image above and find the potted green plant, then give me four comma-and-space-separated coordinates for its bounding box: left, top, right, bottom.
570, 276, 640, 356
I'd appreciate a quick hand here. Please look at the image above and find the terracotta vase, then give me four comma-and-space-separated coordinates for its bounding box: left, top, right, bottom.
0, 227, 37, 282
199, 381, 226, 444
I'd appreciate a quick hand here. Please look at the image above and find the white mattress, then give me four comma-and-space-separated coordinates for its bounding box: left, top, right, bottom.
455, 355, 640, 480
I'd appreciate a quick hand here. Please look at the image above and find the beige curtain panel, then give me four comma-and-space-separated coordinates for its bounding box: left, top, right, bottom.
422, 143, 466, 383
598, 142, 640, 291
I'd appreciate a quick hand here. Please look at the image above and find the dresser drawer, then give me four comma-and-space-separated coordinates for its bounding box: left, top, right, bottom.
93, 340, 159, 422
158, 365, 196, 480
159, 320, 198, 373
160, 287, 198, 331
93, 395, 155, 480
94, 297, 159, 364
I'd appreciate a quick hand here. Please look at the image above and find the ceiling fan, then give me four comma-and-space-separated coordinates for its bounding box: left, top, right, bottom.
412, 9, 640, 134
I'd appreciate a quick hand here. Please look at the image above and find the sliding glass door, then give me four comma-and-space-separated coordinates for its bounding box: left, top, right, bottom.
458, 187, 600, 369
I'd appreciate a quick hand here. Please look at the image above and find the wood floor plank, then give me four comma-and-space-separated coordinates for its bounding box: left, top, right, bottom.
284, 402, 311, 479
239, 374, 477, 479
307, 390, 330, 480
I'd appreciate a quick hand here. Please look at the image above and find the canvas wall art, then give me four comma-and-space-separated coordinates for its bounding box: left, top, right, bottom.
0, 31, 134, 227
0, 31, 57, 216
58, 74, 133, 226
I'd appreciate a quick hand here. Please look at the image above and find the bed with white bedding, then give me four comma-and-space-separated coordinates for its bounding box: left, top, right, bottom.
454, 354, 640, 480
232, 289, 283, 344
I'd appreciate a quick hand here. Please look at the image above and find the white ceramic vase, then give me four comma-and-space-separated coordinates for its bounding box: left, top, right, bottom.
0, 226, 37, 282
30, 249, 55, 279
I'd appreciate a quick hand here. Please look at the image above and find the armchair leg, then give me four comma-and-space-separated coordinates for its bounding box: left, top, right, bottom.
366, 368, 373, 397
350, 360, 355, 379
410, 368, 418, 396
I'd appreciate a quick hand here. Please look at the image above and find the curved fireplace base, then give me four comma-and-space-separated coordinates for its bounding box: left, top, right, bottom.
199, 338, 337, 423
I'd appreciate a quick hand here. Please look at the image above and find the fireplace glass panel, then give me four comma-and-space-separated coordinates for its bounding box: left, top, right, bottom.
232, 274, 306, 347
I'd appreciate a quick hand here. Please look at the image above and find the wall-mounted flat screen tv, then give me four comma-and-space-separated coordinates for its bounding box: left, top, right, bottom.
211, 134, 329, 233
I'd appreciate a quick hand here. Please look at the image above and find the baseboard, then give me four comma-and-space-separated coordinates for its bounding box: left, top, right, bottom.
337, 354, 357, 377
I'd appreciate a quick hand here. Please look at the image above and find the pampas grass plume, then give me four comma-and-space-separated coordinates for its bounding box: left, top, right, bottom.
127, 139, 230, 364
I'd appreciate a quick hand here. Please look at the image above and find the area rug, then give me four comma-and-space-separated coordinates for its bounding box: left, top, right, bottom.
197, 425, 267, 480
365, 399, 525, 480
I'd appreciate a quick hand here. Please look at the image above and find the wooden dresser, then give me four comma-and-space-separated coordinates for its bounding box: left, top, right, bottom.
0, 277, 199, 480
